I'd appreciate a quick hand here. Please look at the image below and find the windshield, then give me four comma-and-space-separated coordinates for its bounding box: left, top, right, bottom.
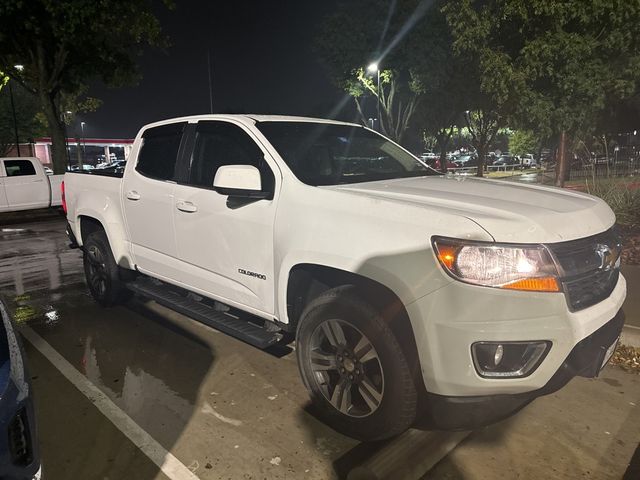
256, 122, 438, 186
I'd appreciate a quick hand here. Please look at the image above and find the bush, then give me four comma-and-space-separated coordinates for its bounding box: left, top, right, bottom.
584, 179, 640, 227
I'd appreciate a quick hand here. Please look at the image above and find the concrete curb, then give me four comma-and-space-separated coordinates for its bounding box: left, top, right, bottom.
621, 325, 640, 348
347, 430, 470, 480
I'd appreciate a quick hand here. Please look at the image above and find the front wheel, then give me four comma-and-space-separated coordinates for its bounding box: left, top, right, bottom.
296, 287, 417, 441
83, 230, 131, 306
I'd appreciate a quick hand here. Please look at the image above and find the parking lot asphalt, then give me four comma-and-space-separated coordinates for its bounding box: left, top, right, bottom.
0, 216, 638, 479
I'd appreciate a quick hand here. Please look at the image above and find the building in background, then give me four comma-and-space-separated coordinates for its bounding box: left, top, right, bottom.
4, 138, 134, 167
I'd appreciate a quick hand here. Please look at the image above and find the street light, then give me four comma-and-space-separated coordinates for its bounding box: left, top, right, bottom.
7, 64, 24, 156
367, 63, 381, 132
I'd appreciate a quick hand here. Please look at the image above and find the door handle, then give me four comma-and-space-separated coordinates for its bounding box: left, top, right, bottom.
126, 190, 141, 201
176, 200, 198, 213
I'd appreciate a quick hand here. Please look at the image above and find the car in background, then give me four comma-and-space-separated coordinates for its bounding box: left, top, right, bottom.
68, 164, 95, 172
420, 151, 439, 163
0, 299, 40, 479
96, 153, 117, 165
433, 157, 458, 171
521, 154, 538, 168
453, 154, 479, 168
97, 160, 127, 176
492, 155, 521, 169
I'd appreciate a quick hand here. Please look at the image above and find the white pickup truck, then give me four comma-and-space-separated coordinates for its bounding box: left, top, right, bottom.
63, 115, 626, 441
0, 157, 63, 212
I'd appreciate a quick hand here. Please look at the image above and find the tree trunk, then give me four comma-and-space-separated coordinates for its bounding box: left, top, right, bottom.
555, 130, 567, 187
475, 143, 486, 178
40, 91, 67, 174
436, 127, 453, 173
438, 148, 447, 173
76, 137, 83, 168
353, 98, 368, 127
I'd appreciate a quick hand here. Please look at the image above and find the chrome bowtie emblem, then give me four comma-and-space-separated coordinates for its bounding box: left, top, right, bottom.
596, 243, 620, 271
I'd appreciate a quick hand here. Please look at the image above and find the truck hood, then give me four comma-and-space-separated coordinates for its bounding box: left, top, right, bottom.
328, 176, 615, 243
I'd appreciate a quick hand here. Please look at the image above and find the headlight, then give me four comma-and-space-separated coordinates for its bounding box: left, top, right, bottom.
432, 237, 560, 292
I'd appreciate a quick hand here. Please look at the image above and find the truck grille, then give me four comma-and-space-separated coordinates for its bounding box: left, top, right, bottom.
547, 228, 621, 312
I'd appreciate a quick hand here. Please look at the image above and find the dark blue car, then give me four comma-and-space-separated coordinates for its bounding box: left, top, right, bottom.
0, 300, 40, 479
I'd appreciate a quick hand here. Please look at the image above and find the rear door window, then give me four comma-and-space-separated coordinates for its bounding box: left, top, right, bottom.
136, 123, 186, 181
3, 160, 36, 177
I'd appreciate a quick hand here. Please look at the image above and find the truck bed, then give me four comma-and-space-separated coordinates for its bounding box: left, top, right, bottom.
63, 170, 124, 240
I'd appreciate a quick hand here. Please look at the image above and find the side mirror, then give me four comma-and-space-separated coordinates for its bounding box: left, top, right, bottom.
213, 165, 268, 198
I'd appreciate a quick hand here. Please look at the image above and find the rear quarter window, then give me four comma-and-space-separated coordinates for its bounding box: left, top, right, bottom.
4, 160, 36, 177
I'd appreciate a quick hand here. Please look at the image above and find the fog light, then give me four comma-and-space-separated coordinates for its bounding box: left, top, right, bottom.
472, 341, 551, 378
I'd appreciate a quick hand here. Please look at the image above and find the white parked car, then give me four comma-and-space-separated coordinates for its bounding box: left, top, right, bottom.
0, 157, 63, 212
63, 115, 626, 441
521, 153, 538, 167
420, 151, 438, 162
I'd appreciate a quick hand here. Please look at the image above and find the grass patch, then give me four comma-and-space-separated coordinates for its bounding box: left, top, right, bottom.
583, 178, 640, 227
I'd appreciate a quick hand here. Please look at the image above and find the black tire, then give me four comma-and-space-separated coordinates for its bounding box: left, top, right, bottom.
83, 230, 131, 306
296, 286, 417, 441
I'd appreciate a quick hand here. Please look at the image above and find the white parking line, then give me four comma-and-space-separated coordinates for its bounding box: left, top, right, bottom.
21, 326, 200, 480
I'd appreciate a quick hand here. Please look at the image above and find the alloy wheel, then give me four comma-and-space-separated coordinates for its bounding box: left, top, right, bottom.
309, 319, 384, 417
86, 245, 108, 298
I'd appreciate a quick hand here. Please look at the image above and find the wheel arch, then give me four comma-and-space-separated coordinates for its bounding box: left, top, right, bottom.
286, 263, 425, 392
77, 214, 134, 270
79, 215, 105, 244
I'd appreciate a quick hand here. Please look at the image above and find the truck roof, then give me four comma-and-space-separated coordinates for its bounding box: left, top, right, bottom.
139, 114, 361, 132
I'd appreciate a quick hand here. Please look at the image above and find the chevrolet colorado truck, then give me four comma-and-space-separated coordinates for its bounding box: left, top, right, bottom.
63, 115, 626, 441
0, 157, 63, 213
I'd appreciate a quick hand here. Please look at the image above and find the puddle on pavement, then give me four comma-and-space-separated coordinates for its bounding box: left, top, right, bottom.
0, 219, 214, 447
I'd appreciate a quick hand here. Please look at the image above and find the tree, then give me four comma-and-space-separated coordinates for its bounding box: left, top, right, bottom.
509, 130, 537, 157
443, 0, 640, 186
464, 109, 501, 176
410, 0, 474, 171
0, 74, 44, 155
443, 1, 527, 177
0, 1, 168, 173
316, 0, 431, 143
345, 68, 422, 143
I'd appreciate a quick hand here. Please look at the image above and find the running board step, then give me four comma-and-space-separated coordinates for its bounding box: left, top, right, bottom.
127, 278, 281, 349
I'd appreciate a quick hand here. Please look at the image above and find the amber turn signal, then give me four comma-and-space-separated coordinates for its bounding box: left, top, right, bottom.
501, 277, 560, 292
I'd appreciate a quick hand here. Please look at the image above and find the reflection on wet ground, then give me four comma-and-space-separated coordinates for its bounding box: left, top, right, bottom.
0, 218, 357, 479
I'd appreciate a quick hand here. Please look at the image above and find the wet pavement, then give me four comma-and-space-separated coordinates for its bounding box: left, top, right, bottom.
0, 218, 359, 479
0, 217, 639, 479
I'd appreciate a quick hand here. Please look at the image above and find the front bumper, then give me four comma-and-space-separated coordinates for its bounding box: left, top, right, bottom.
415, 309, 624, 430
405, 272, 626, 397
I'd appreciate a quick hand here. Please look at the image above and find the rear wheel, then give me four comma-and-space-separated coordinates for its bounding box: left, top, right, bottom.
83, 230, 131, 306
296, 287, 417, 441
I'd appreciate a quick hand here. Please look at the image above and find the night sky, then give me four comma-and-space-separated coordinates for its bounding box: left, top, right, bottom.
82, 1, 349, 139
